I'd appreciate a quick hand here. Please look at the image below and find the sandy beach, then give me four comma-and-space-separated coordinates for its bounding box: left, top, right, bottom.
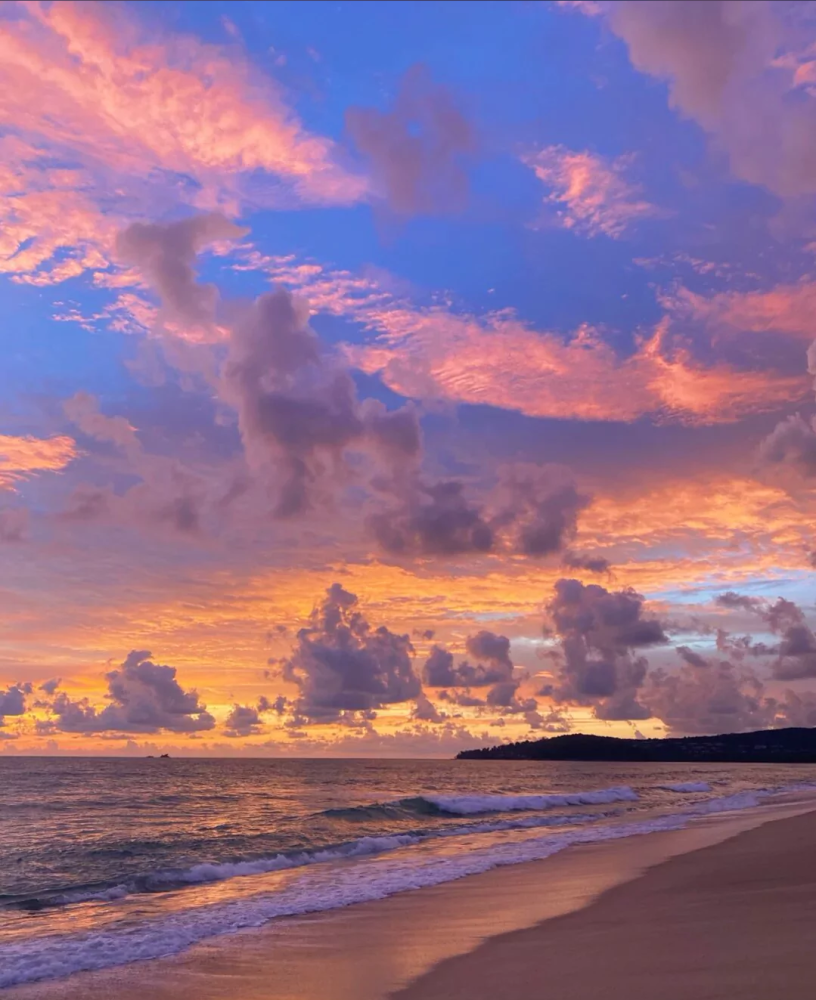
397, 806, 816, 1000
6, 797, 816, 1000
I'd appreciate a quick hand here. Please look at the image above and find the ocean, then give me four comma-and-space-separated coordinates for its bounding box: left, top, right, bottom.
3, 756, 816, 990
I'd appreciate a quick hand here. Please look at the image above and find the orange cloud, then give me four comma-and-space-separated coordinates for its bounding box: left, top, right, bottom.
523, 145, 662, 238
0, 434, 77, 489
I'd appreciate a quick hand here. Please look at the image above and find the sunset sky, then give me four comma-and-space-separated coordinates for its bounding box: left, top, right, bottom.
3, 0, 816, 756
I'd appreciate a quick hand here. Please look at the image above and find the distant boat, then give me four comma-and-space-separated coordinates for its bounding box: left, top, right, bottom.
160, 753, 170, 758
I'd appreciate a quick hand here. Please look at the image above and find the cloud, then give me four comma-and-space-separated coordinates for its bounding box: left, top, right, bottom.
495, 465, 588, 557
675, 645, 708, 669
0, 507, 29, 543
351, 310, 804, 426
346, 64, 473, 215
242, 249, 805, 428
716, 591, 816, 680
117, 220, 422, 522
0, 683, 30, 726
775, 625, 816, 680
223, 703, 265, 738
645, 656, 774, 736
369, 478, 493, 556
64, 392, 140, 452
411, 692, 447, 722
222, 283, 420, 517
370, 464, 588, 560
39, 678, 61, 696
117, 214, 248, 336
0, 1, 367, 286
223, 287, 362, 515
546, 577, 667, 719
1, 2, 366, 197
422, 646, 458, 687
607, 0, 816, 196
0, 433, 77, 489
758, 414, 816, 477
562, 552, 611, 574
42, 650, 215, 733
281, 584, 420, 720
523, 145, 661, 237
421, 630, 524, 708
62, 392, 217, 537
670, 281, 816, 344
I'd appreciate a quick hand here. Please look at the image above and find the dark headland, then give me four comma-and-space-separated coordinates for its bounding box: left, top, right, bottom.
456, 727, 816, 763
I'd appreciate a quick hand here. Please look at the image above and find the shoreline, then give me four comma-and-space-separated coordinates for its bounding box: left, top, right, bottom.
396, 803, 816, 1000
6, 796, 814, 999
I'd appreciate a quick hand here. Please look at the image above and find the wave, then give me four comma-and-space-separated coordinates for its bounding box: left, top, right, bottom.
417, 785, 639, 815
659, 782, 712, 793
4, 810, 609, 912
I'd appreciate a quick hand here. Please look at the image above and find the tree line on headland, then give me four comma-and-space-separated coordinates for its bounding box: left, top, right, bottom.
456, 727, 816, 763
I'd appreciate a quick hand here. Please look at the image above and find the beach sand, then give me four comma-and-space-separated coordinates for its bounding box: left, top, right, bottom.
396, 806, 816, 1000
7, 798, 816, 1000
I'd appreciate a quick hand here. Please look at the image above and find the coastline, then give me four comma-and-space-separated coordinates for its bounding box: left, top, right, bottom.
396, 803, 816, 1000
5, 795, 814, 1000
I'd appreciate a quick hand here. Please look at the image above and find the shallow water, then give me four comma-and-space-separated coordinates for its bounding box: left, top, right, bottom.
3, 757, 816, 989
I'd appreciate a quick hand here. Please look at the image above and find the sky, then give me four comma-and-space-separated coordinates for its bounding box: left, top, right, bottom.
3, 0, 816, 757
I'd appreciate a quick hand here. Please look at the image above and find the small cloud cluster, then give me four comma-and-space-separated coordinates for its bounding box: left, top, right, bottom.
371, 464, 587, 560
716, 591, 816, 680
223, 698, 276, 738
423, 629, 533, 712
759, 414, 816, 479
369, 479, 493, 556
39, 651, 215, 734
117, 214, 249, 336
281, 584, 420, 720
523, 145, 660, 238
0, 433, 77, 489
346, 64, 474, 216
0, 683, 31, 727
546, 577, 668, 719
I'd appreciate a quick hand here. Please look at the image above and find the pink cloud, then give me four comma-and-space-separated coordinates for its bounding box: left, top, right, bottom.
606, 0, 816, 197
0, 2, 366, 284
668, 281, 816, 341
350, 311, 804, 425
0, 434, 78, 489
523, 145, 662, 238
235, 249, 803, 425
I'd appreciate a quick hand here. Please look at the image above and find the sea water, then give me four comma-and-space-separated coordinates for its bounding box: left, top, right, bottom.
2, 756, 816, 989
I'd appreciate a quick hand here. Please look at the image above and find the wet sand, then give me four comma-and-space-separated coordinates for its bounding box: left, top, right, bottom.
7, 798, 813, 1000
396, 806, 816, 1000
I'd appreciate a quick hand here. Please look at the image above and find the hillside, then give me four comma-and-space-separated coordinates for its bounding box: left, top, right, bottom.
456, 728, 816, 763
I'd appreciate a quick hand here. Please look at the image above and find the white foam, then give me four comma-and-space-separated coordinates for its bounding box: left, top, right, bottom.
685, 790, 765, 814
659, 782, 712, 793
147, 834, 422, 888
51, 884, 129, 905
422, 785, 639, 815
51, 816, 605, 904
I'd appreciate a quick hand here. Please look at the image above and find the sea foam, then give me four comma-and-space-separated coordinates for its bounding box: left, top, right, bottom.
419, 785, 639, 815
